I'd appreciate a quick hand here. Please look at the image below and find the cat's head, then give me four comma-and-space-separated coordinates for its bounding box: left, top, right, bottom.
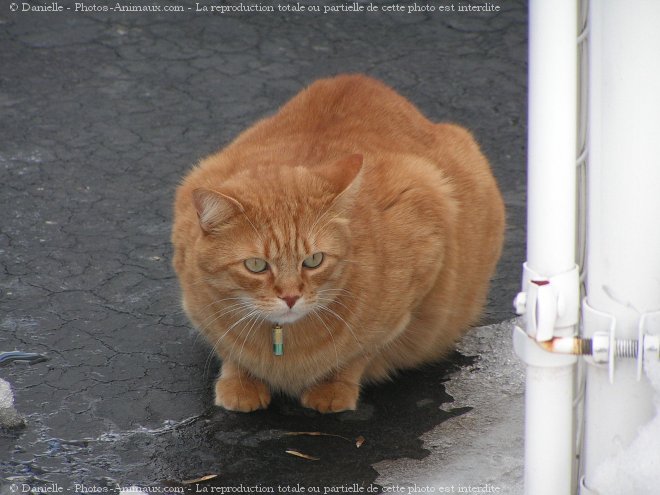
190, 154, 363, 325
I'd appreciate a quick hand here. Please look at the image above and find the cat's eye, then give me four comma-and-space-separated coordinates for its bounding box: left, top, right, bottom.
244, 258, 268, 273
302, 252, 324, 269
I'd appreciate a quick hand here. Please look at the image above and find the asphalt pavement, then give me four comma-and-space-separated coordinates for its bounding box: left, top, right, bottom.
0, 0, 527, 491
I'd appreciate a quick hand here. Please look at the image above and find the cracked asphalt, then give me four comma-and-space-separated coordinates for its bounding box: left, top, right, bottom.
0, 0, 527, 490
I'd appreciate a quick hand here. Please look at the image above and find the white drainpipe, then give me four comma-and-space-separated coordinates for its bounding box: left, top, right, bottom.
513, 1, 580, 494
580, 0, 660, 492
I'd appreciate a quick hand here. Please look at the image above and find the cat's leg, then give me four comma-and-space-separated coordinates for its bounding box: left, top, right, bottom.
214, 360, 271, 412
300, 356, 369, 413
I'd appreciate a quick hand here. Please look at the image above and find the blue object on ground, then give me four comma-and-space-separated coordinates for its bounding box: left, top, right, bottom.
0, 351, 49, 367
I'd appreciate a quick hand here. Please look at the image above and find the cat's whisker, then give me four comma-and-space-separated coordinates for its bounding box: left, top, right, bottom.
195, 309, 251, 357
204, 330, 228, 379
316, 288, 363, 305
217, 308, 261, 342
316, 296, 358, 316
179, 295, 247, 325
317, 287, 354, 296
311, 309, 340, 371
316, 288, 357, 300
235, 312, 267, 391
195, 302, 253, 349
222, 319, 252, 385
200, 296, 248, 307
316, 289, 372, 326
186, 297, 245, 344
236, 312, 264, 358
199, 302, 251, 329
224, 311, 264, 390
204, 307, 259, 377
315, 303, 364, 350
315, 290, 364, 318
229, 336, 249, 390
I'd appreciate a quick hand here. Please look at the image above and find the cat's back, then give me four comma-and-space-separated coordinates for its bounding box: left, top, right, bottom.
227, 75, 493, 185
232, 74, 437, 154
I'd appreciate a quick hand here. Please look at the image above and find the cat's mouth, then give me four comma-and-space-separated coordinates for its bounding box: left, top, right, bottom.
256, 297, 313, 325
270, 308, 307, 324
255, 295, 311, 325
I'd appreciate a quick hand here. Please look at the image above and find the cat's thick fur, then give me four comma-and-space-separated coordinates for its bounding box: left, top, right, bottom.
172, 74, 505, 413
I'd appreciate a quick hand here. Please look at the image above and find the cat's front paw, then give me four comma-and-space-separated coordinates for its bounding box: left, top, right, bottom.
300, 381, 360, 413
214, 376, 271, 412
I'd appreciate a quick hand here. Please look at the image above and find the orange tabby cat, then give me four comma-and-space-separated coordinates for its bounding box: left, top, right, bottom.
172, 74, 505, 413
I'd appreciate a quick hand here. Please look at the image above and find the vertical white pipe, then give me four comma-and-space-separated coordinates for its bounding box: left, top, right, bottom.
527, 0, 577, 276
524, 366, 576, 494
524, 1, 578, 494
582, 0, 660, 489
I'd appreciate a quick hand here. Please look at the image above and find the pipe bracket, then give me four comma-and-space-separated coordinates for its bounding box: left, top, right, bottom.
514, 262, 580, 342
583, 300, 660, 383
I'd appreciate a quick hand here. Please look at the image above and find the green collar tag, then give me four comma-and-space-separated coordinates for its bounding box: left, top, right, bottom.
272, 324, 284, 356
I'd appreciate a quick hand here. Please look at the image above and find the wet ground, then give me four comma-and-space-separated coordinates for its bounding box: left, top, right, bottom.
1, 0, 527, 491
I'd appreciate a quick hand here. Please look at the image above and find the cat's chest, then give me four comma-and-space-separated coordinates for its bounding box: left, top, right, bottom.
235, 324, 352, 391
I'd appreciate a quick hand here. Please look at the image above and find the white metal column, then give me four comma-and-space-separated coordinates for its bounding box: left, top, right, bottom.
515, 1, 579, 494
581, 0, 660, 491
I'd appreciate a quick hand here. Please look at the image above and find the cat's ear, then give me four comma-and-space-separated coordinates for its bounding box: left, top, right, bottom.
192, 188, 242, 233
317, 154, 364, 209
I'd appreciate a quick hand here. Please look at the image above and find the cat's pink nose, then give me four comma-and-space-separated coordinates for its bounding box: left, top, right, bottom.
280, 295, 300, 309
